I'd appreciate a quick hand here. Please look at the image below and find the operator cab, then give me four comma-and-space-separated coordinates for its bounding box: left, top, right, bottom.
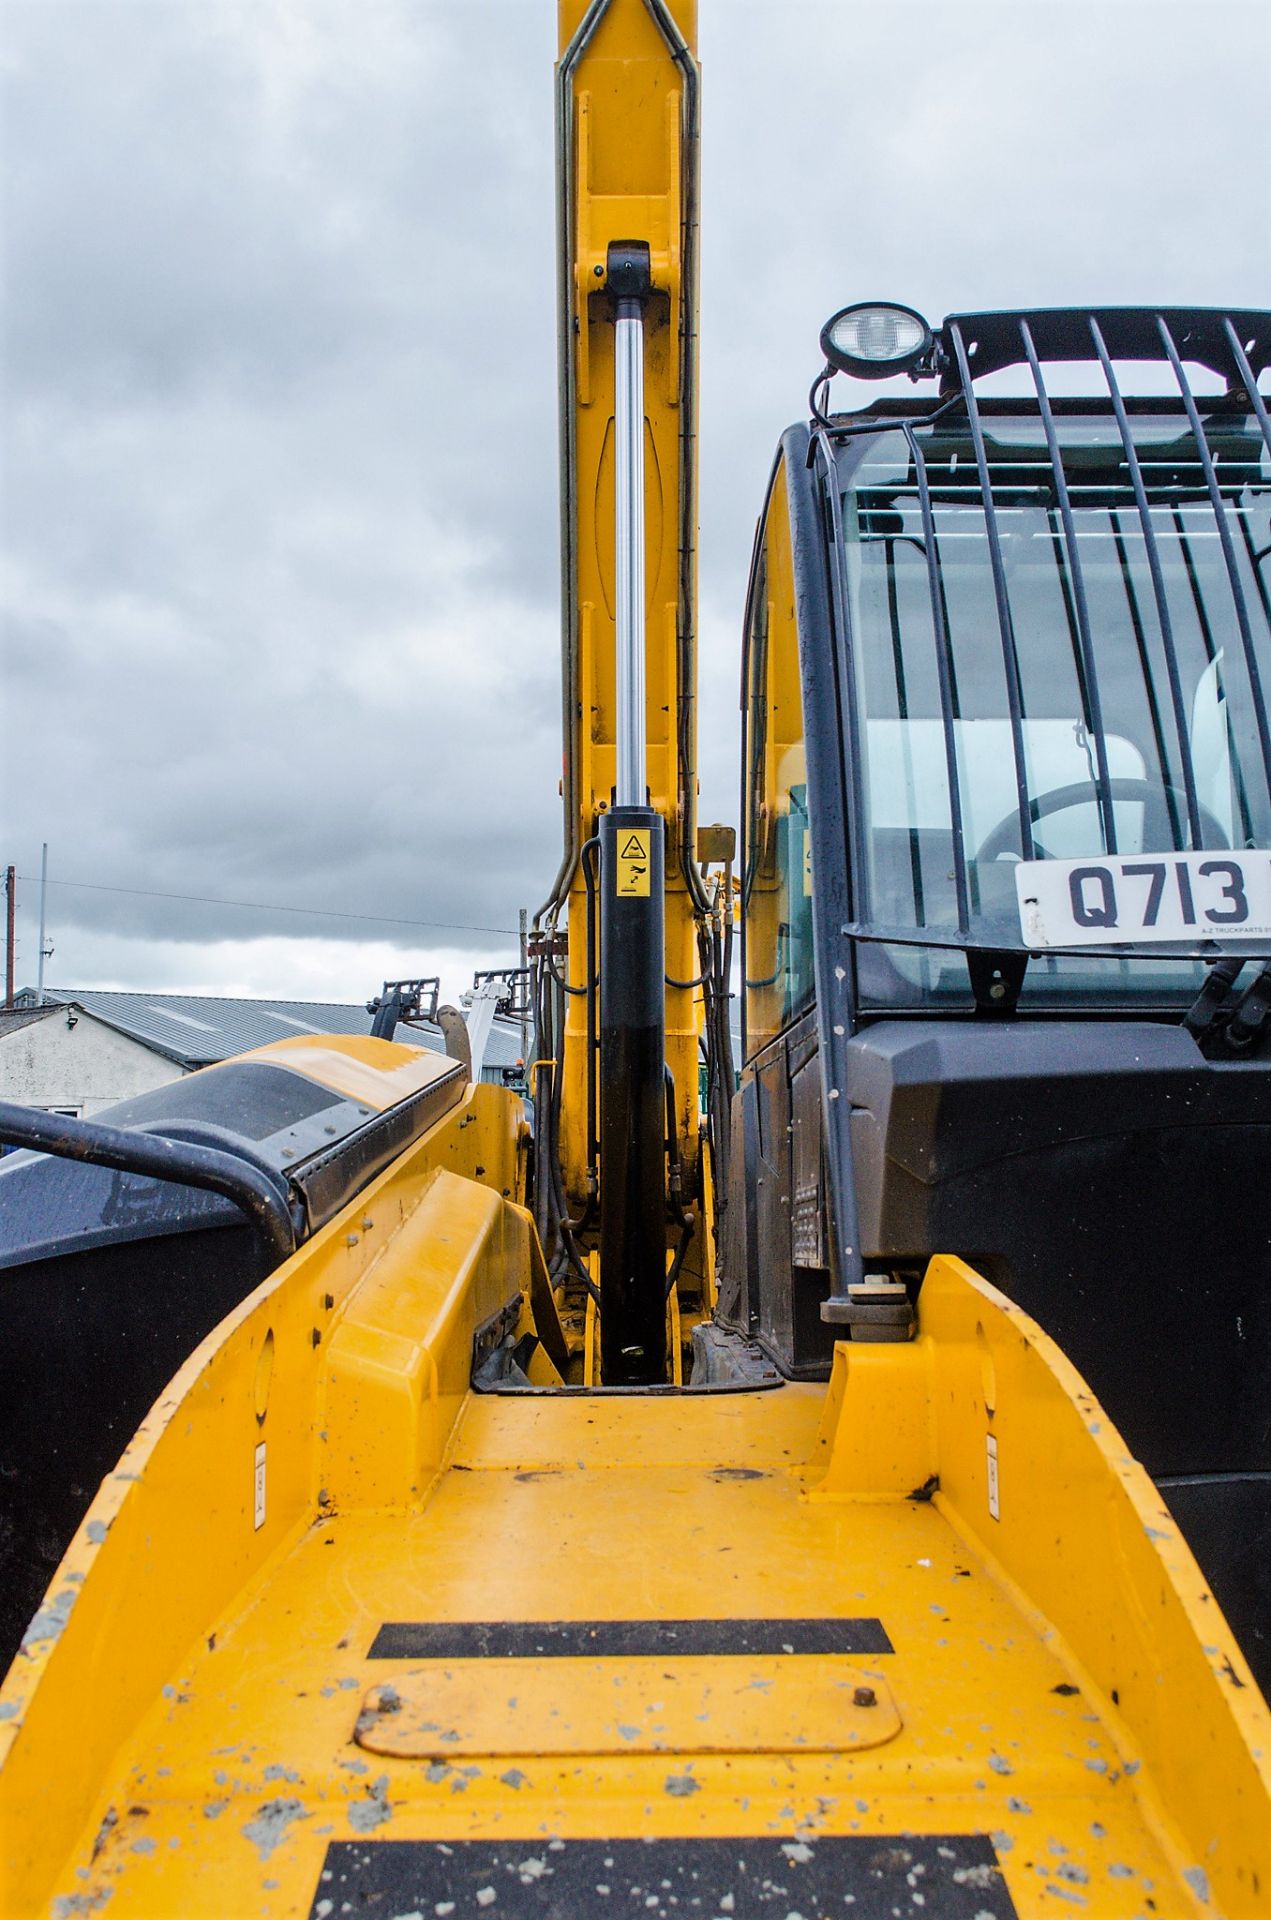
717, 305, 1271, 1686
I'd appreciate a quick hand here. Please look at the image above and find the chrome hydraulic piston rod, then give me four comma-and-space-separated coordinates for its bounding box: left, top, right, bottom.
614, 290, 646, 809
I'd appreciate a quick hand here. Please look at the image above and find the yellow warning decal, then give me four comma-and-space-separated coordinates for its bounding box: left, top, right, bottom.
617, 829, 651, 897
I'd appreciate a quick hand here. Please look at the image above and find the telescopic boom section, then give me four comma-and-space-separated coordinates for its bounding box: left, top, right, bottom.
551, 0, 702, 1380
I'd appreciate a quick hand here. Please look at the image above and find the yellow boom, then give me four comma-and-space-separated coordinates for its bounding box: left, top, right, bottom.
550, 0, 706, 1225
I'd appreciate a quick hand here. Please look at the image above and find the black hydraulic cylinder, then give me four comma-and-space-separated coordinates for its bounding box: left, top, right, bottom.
598, 805, 667, 1384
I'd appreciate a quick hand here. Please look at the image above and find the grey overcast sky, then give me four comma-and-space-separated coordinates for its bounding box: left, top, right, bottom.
3, 0, 1269, 1005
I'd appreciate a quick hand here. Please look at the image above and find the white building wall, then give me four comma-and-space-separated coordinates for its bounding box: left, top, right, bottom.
0, 1010, 184, 1116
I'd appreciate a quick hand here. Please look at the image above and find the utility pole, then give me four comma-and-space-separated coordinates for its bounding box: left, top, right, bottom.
4, 866, 14, 1009
518, 906, 529, 1073
36, 843, 49, 1006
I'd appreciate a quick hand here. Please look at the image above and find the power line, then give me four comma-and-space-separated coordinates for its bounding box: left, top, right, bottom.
14, 873, 519, 940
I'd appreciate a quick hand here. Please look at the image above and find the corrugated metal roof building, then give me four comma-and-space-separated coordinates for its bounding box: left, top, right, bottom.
6, 989, 524, 1100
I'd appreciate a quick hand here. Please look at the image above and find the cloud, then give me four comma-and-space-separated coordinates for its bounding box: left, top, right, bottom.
3, 0, 1268, 999
30, 926, 507, 1010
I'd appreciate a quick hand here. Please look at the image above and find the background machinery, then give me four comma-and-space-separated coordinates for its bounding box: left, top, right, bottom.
1, 4, 1269, 1915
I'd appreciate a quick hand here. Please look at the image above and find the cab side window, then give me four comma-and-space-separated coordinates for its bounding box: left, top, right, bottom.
742, 459, 812, 1059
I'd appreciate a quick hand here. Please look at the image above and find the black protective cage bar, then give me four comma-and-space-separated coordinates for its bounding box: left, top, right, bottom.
821, 305, 1271, 962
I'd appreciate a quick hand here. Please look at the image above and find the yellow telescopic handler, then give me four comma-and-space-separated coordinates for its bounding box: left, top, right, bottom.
2, 3, 1270, 1914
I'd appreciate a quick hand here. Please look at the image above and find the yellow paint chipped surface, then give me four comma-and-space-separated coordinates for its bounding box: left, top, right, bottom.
351, 1656, 902, 1759
4, 1283, 1269, 1917
1, 1059, 1266, 1919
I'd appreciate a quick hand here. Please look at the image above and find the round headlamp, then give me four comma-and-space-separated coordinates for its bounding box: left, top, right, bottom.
819, 302, 934, 380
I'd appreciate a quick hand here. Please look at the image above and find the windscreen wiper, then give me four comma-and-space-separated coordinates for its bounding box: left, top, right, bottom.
1183, 955, 1245, 1043
1225, 961, 1271, 1050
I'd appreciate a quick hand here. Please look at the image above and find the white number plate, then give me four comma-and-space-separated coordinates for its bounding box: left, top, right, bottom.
1015, 850, 1271, 948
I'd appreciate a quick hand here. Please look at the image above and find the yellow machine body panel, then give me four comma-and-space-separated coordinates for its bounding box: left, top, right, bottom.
742, 455, 811, 1056
3, 1113, 1267, 1920
228, 1032, 466, 1111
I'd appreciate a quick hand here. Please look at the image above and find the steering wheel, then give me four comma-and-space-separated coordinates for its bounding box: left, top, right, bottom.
974, 777, 1230, 864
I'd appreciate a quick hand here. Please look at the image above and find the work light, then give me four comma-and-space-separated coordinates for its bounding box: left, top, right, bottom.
820, 302, 934, 379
